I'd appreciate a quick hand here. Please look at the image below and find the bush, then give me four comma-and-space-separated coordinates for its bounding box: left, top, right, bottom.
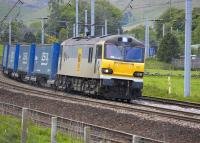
157, 33, 180, 63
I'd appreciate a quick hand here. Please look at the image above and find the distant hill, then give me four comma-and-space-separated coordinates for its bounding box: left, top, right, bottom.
1, 0, 200, 30
109, 0, 200, 30
0, 0, 49, 25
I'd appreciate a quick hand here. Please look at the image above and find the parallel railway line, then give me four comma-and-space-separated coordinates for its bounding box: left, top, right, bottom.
140, 96, 200, 110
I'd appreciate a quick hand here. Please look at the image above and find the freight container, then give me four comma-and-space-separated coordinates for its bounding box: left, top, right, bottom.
18, 44, 35, 75
7, 44, 19, 72
33, 43, 60, 80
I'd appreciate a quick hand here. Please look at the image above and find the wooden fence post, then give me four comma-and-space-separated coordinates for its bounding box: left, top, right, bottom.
132, 135, 141, 143
84, 127, 91, 143
21, 108, 28, 143
51, 117, 57, 143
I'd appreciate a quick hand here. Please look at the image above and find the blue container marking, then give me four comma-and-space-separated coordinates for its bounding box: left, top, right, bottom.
14, 44, 20, 72
28, 44, 35, 75
50, 43, 60, 80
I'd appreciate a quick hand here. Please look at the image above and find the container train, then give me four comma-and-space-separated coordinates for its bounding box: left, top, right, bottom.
2, 35, 145, 100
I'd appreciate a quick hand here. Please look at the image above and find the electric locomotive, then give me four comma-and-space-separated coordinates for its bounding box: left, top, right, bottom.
56, 35, 145, 100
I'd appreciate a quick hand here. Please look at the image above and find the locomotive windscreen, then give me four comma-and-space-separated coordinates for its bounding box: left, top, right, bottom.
104, 44, 144, 63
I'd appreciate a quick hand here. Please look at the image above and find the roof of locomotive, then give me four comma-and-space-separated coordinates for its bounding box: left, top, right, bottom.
61, 35, 144, 47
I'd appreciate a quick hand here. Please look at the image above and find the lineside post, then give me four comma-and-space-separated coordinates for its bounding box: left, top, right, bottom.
105, 19, 108, 36
76, 0, 79, 37
145, 18, 149, 58
162, 23, 165, 38
168, 76, 172, 94
21, 108, 28, 143
9, 18, 12, 46
84, 126, 91, 143
51, 117, 57, 143
91, 0, 95, 36
73, 24, 76, 38
85, 9, 88, 36
132, 135, 140, 143
184, 0, 192, 97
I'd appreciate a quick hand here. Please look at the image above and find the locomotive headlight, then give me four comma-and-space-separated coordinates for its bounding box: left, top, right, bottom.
134, 72, 144, 78
102, 68, 113, 74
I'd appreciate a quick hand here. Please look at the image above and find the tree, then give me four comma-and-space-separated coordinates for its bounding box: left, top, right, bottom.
24, 32, 36, 43
47, 0, 123, 38
46, 35, 58, 44
157, 33, 180, 63
127, 25, 157, 51
0, 20, 26, 43
155, 7, 200, 46
59, 28, 68, 42
192, 19, 200, 44
35, 31, 41, 44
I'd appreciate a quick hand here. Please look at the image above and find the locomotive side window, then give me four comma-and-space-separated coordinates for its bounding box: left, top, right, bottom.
88, 47, 93, 63
96, 45, 102, 59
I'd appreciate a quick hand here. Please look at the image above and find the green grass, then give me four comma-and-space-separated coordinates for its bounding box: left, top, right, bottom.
145, 58, 200, 75
143, 58, 200, 103
143, 75, 200, 103
0, 115, 83, 143
145, 58, 173, 70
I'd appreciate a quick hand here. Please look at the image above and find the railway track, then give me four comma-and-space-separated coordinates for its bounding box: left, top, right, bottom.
140, 96, 200, 110
0, 72, 200, 125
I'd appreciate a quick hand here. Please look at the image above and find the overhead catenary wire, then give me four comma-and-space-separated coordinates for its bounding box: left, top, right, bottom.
0, 0, 24, 25
124, 0, 185, 11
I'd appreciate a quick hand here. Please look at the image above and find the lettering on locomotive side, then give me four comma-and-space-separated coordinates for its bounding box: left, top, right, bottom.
77, 48, 82, 73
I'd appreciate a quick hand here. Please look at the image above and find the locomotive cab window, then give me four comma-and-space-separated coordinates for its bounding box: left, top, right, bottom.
88, 47, 93, 63
104, 44, 144, 63
96, 45, 102, 59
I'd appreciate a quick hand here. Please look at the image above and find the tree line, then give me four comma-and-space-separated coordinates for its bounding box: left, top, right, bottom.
128, 7, 200, 63
0, 0, 122, 44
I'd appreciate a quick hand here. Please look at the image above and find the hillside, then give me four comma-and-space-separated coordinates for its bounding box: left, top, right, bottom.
109, 0, 200, 30
0, 0, 49, 25
1, 0, 200, 29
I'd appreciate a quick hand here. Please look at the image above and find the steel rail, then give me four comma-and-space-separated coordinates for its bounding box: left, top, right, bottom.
140, 96, 200, 110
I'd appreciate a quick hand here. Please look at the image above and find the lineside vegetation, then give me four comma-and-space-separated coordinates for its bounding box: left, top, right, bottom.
0, 115, 83, 143
144, 58, 200, 103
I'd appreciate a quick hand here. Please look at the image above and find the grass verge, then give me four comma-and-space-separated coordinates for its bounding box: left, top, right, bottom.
0, 115, 83, 143
143, 76, 200, 103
